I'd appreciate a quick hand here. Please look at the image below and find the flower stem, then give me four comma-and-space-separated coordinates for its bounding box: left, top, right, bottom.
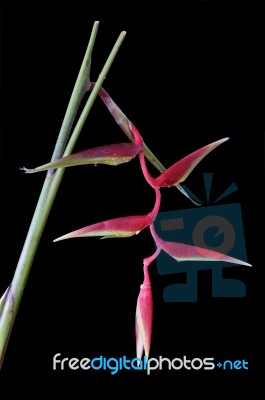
0, 24, 126, 368
149, 223, 163, 248
148, 188, 161, 222
143, 246, 162, 285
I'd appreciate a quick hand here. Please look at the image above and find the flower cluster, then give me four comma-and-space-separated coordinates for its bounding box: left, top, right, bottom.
23, 86, 251, 361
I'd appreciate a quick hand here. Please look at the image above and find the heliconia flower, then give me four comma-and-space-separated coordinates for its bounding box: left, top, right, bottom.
135, 267, 153, 360
155, 137, 229, 188
53, 215, 152, 242
21, 143, 142, 174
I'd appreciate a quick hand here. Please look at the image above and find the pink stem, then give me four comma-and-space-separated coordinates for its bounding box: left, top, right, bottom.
90, 82, 161, 237
138, 152, 157, 188
143, 246, 161, 286
149, 223, 164, 248
128, 122, 158, 188
148, 188, 161, 222
142, 225, 163, 286
128, 121, 143, 146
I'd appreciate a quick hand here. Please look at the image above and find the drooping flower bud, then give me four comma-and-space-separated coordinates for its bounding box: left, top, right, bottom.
135, 265, 153, 360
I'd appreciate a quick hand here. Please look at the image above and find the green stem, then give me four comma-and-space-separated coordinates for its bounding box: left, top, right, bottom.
64, 31, 126, 158
0, 25, 126, 368
49, 23, 98, 164
0, 19, 99, 366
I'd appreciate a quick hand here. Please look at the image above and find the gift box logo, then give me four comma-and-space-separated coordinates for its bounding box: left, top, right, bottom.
154, 173, 249, 302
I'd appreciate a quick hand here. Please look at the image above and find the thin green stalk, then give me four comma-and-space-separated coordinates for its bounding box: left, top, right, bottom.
49, 23, 98, 164
0, 25, 125, 368
0, 20, 99, 366
64, 31, 127, 157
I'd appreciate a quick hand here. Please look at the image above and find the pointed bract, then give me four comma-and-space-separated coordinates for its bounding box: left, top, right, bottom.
155, 138, 229, 188
54, 215, 152, 242
21, 143, 142, 173
160, 240, 252, 266
135, 283, 153, 359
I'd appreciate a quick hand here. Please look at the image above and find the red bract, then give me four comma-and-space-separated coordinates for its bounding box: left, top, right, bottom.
150, 223, 252, 266
53, 215, 152, 242
155, 138, 229, 188
160, 240, 252, 266
21, 143, 142, 173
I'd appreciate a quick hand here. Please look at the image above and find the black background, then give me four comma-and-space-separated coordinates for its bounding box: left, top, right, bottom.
0, 0, 262, 395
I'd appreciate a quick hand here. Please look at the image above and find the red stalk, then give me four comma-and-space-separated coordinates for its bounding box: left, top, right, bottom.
129, 122, 158, 188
